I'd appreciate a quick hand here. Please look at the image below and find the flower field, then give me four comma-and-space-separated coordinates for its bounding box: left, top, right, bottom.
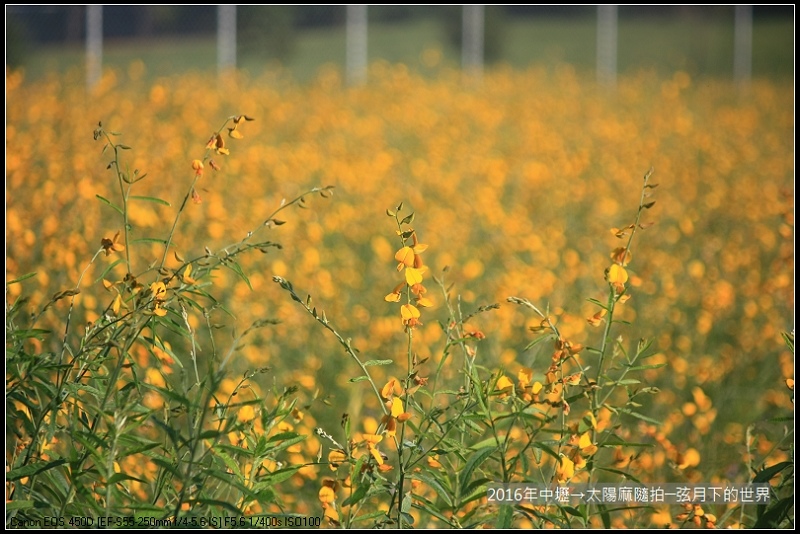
6, 61, 794, 528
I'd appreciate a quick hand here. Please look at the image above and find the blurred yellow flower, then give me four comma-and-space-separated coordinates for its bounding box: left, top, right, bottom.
191, 159, 204, 176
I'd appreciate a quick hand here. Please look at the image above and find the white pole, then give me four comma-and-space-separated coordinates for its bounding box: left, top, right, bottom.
597, 5, 617, 90
734, 5, 752, 91
86, 5, 103, 90
218, 5, 237, 76
346, 5, 368, 86
462, 5, 484, 83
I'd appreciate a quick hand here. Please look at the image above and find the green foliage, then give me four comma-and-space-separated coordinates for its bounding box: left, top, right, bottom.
6, 117, 329, 526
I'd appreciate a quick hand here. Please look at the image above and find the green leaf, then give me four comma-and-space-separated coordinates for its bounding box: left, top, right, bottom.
459, 447, 496, 497
598, 503, 611, 529
622, 411, 661, 425
212, 449, 243, 479
401, 212, 415, 224
6, 272, 37, 285
7, 459, 67, 481
130, 237, 168, 245
349, 376, 369, 383
262, 466, 302, 485
224, 261, 252, 290
412, 472, 453, 507
364, 359, 393, 366
96, 194, 123, 215
401, 492, 412, 513
129, 195, 171, 206
754, 496, 793, 528
342, 482, 369, 507
496, 504, 513, 528
108, 472, 147, 485
5, 500, 35, 511
753, 461, 792, 483
625, 363, 667, 371
594, 466, 645, 484
94, 258, 125, 284
613, 379, 641, 386
412, 498, 453, 525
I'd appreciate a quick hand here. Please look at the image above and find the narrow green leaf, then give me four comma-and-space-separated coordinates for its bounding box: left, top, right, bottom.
364, 359, 393, 366
342, 483, 369, 507
412, 472, 453, 507
349, 376, 369, 383
130, 237, 168, 245
96, 194, 123, 215
6, 272, 37, 285
496, 504, 513, 529
755, 496, 793, 528
225, 261, 252, 290
753, 461, 792, 483
7, 459, 67, 481
625, 363, 667, 371
5, 500, 35, 511
129, 195, 171, 206
459, 447, 495, 497
622, 411, 661, 425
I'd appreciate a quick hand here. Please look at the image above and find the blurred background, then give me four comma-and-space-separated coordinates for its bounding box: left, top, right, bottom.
6, 5, 794, 85
5, 6, 795, 518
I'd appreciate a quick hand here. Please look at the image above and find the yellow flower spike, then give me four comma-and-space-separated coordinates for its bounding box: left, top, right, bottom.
563, 372, 582, 386
390, 397, 404, 418
496, 375, 514, 391
191, 159, 204, 176
214, 133, 230, 155
404, 266, 425, 286
328, 449, 348, 470
427, 455, 443, 469
363, 433, 383, 446
150, 281, 168, 316
416, 296, 434, 308
400, 304, 422, 328
384, 282, 405, 303
556, 455, 575, 482
394, 246, 415, 268
381, 378, 401, 400
578, 432, 593, 450
587, 309, 607, 327
318, 485, 335, 504
150, 281, 167, 301
610, 247, 632, 266
181, 264, 197, 285
518, 367, 533, 388
369, 447, 384, 465
606, 264, 629, 285
112, 293, 122, 315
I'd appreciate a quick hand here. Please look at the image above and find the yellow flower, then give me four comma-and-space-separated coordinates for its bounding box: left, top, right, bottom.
401, 303, 422, 329
556, 454, 575, 482
227, 115, 254, 139
191, 159, 204, 176
150, 281, 168, 317
100, 231, 125, 256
